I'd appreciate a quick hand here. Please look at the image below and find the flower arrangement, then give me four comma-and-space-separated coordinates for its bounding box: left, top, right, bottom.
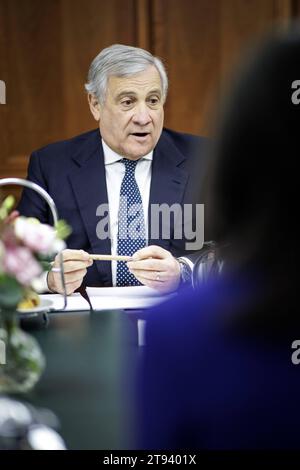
0, 195, 70, 310
0, 194, 70, 393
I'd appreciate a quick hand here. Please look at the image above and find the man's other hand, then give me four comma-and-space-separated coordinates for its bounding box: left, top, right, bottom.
47, 249, 93, 295
127, 245, 180, 293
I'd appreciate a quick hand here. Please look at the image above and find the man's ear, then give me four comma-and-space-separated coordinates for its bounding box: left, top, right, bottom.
88, 93, 101, 121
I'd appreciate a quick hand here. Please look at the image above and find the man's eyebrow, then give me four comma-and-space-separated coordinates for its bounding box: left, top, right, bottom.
115, 91, 137, 100
147, 89, 162, 97
115, 89, 162, 100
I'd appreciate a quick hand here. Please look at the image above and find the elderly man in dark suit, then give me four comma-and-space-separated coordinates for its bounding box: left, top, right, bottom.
18, 44, 207, 294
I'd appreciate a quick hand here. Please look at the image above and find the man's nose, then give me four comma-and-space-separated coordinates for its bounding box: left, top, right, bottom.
132, 105, 152, 126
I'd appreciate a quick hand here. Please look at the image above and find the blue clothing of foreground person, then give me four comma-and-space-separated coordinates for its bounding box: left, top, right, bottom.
139, 276, 300, 449
138, 26, 300, 449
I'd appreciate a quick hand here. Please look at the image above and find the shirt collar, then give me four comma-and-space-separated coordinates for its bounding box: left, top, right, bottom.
102, 138, 153, 165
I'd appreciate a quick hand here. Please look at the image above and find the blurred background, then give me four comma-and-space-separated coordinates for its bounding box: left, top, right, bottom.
0, 0, 299, 200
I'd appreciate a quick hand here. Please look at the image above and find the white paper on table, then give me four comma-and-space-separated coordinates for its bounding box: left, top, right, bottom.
40, 287, 176, 312
86, 286, 176, 311
40, 293, 90, 312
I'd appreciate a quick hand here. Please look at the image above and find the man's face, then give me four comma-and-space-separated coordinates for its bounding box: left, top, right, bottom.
89, 66, 164, 160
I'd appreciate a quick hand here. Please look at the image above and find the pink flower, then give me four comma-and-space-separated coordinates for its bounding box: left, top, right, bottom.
15, 217, 63, 255
3, 246, 42, 285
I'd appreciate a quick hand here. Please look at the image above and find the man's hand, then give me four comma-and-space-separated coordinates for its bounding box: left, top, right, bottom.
127, 245, 181, 293
47, 249, 93, 295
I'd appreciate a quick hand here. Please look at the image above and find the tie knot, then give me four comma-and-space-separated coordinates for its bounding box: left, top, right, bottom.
121, 158, 138, 173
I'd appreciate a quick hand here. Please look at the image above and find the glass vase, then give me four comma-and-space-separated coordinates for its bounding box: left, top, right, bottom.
0, 309, 45, 394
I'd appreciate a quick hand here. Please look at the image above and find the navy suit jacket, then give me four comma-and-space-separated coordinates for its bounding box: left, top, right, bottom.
18, 128, 207, 286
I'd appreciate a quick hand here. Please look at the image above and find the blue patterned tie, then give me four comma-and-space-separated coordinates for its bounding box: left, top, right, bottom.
116, 158, 146, 286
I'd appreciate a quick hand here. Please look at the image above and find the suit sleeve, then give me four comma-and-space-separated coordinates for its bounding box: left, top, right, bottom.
17, 151, 52, 224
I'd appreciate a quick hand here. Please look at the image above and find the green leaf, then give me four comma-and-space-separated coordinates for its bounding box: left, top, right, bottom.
0, 207, 6, 220
55, 219, 72, 240
0, 195, 15, 220
0, 274, 24, 309
39, 260, 52, 271
3, 195, 15, 212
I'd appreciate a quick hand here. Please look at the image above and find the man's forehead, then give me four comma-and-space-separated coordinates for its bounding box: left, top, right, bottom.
107, 66, 162, 96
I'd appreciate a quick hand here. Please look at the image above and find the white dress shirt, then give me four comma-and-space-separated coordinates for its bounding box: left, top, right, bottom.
102, 139, 153, 286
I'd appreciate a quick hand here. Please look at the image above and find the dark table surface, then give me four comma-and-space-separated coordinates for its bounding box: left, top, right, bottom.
19, 309, 140, 450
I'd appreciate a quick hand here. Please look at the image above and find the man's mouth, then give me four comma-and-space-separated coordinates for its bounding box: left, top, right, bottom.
130, 132, 150, 138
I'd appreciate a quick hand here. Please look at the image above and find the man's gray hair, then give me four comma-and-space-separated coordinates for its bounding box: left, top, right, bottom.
85, 44, 168, 104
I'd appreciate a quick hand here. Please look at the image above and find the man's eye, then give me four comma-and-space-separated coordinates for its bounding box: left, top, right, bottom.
121, 99, 133, 107
148, 97, 160, 106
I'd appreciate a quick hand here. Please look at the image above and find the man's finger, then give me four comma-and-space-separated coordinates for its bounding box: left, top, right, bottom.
129, 269, 165, 282
127, 258, 166, 272
60, 249, 91, 262
132, 245, 169, 260
134, 274, 167, 291
65, 279, 83, 296
63, 269, 88, 284
49, 270, 86, 293
59, 259, 92, 273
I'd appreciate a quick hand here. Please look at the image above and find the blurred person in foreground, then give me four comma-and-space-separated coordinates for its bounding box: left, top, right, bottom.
138, 26, 300, 449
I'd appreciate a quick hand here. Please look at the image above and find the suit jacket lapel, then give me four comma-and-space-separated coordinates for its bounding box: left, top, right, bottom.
68, 130, 112, 284
148, 130, 189, 247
